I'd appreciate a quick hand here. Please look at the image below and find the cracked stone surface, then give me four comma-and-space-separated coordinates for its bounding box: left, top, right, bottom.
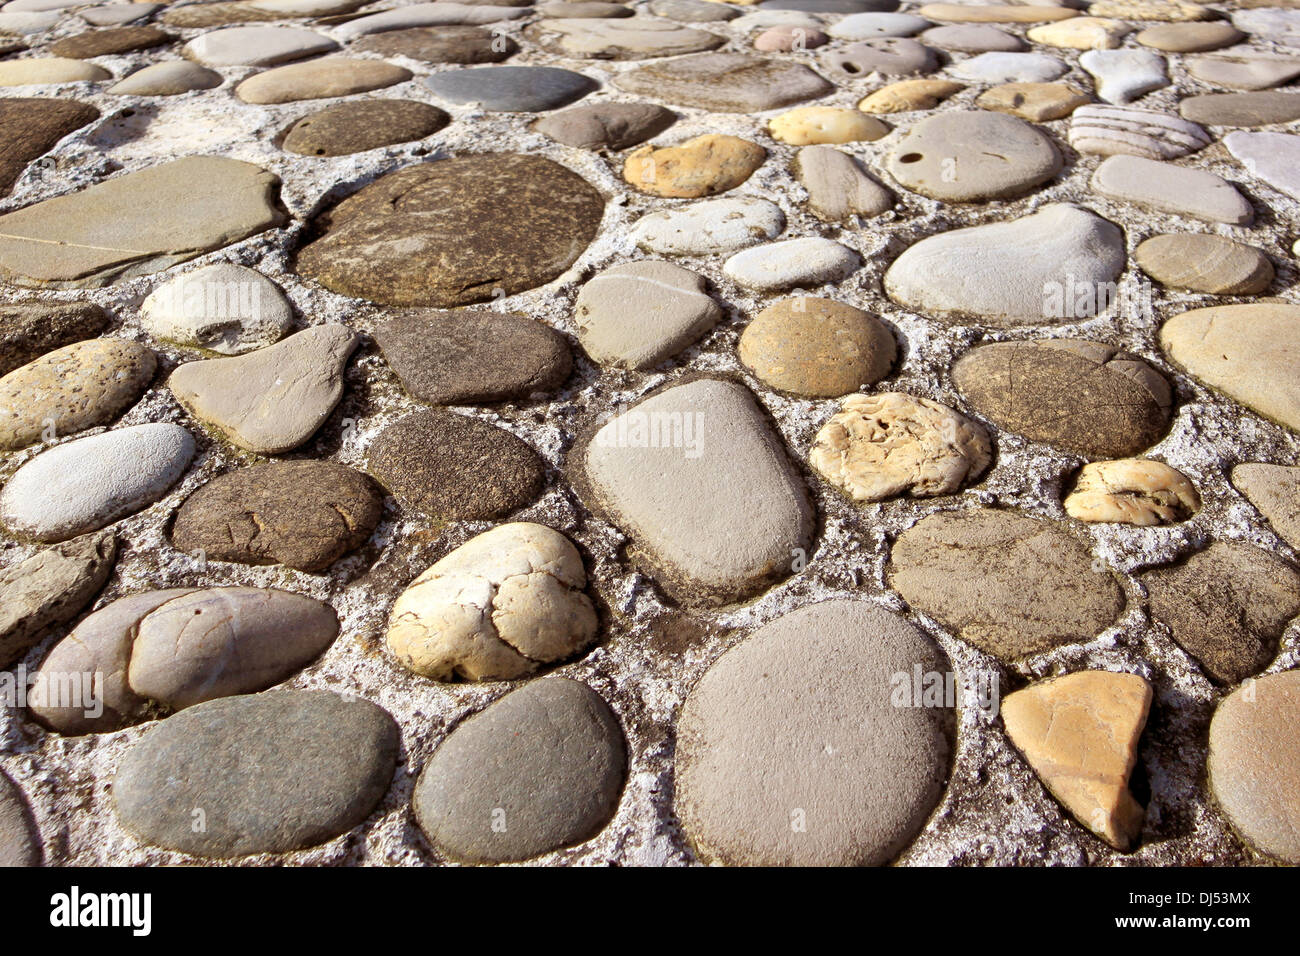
1064, 458, 1200, 526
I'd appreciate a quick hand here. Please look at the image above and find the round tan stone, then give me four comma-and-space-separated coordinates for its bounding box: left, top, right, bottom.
917, 4, 1078, 23
1135, 234, 1273, 295
858, 79, 964, 114
810, 392, 991, 502
1063, 459, 1200, 525
738, 297, 895, 397
1135, 21, 1244, 51
623, 134, 765, 198
768, 106, 888, 145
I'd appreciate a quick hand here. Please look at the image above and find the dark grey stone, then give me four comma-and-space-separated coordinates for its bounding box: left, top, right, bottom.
423, 66, 597, 112
531, 101, 675, 149
413, 678, 626, 862
113, 690, 399, 858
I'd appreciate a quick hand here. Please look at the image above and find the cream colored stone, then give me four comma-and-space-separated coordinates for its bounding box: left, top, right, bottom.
918, 4, 1077, 23
0, 58, 110, 87
386, 522, 598, 682
1002, 670, 1153, 851
809, 392, 991, 503
1064, 459, 1200, 526
858, 79, 963, 114
976, 82, 1090, 120
623, 134, 765, 198
768, 106, 887, 145
1028, 17, 1132, 50
1089, 0, 1211, 20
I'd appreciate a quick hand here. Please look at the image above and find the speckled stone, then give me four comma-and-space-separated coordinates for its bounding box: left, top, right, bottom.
953, 339, 1172, 459
413, 678, 626, 862
0, 338, 155, 450
282, 99, 449, 155
296, 154, 603, 306
769, 106, 887, 145
0, 300, 107, 377
173, 461, 384, 572
820, 37, 937, 78
738, 297, 895, 397
367, 408, 546, 522
1142, 542, 1300, 684
374, 309, 572, 405
614, 52, 833, 111
113, 690, 399, 858
676, 599, 952, 866
0, 97, 99, 196
623, 134, 765, 198
1209, 671, 1300, 863
887, 508, 1125, 660
352, 25, 517, 63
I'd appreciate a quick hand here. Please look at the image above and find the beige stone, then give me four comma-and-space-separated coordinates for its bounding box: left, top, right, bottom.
386, 522, 598, 682
793, 146, 894, 221
0, 58, 110, 87
1028, 17, 1131, 50
976, 81, 1090, 120
768, 106, 887, 145
917, 4, 1077, 23
1064, 459, 1199, 525
235, 57, 411, 104
1232, 463, 1300, 549
623, 134, 765, 198
1002, 671, 1152, 850
1135, 234, 1273, 295
1088, 0, 1211, 20
810, 393, 991, 503
1136, 22, 1243, 52
858, 79, 963, 114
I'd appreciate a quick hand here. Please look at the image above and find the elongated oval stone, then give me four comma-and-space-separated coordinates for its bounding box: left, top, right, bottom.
676, 599, 952, 866
113, 690, 399, 858
413, 678, 626, 862
0, 339, 155, 450
126, 587, 339, 710
884, 204, 1125, 327
579, 377, 814, 605
1069, 103, 1210, 159
1135, 234, 1273, 295
0, 423, 195, 543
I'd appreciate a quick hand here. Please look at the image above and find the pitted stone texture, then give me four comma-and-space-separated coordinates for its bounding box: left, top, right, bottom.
0, 339, 155, 450
887, 508, 1125, 660
113, 691, 398, 858
1002, 671, 1152, 850
0, 423, 195, 543
0, 157, 284, 288
413, 678, 626, 862
1233, 463, 1300, 550
810, 393, 991, 502
820, 37, 937, 78
1160, 304, 1300, 433
832, 12, 930, 38
0, 530, 114, 668
794, 146, 894, 220
1069, 104, 1210, 159
953, 340, 1172, 459
169, 325, 358, 454
374, 309, 572, 405
368, 408, 545, 523
296, 154, 604, 307
1209, 671, 1300, 864
575, 260, 723, 370
1091, 155, 1252, 225
630, 196, 784, 255
676, 599, 952, 866
1142, 542, 1300, 685
614, 53, 834, 112
884, 204, 1126, 327
623, 134, 765, 198
141, 264, 294, 354
738, 297, 895, 397
172, 461, 383, 572
386, 522, 598, 681
723, 237, 860, 291
886, 111, 1061, 202
581, 378, 814, 605
1064, 459, 1199, 525
0, 301, 107, 377
1135, 234, 1273, 295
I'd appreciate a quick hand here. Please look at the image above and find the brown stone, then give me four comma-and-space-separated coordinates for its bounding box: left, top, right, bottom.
352, 25, 517, 63
1135, 234, 1273, 295
0, 98, 100, 197
48, 26, 171, 59
282, 99, 449, 157
1002, 671, 1152, 850
0, 301, 108, 377
171, 461, 384, 572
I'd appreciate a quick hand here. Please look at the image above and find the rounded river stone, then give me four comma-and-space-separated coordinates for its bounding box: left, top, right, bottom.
352, 25, 518, 63
172, 461, 384, 572
48, 25, 170, 58
113, 690, 399, 858
676, 599, 952, 866
1208, 671, 1300, 863
953, 339, 1172, 459
423, 66, 596, 112
531, 102, 675, 150
886, 508, 1125, 660
282, 99, 449, 156
296, 154, 604, 307
614, 53, 834, 112
367, 408, 546, 522
413, 678, 626, 862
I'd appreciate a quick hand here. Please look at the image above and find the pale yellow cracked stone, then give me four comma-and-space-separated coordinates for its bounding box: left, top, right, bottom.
386, 522, 598, 682
1064, 459, 1200, 526
858, 79, 964, 114
809, 392, 991, 503
1028, 17, 1132, 50
1002, 670, 1153, 851
768, 106, 888, 145
1088, 0, 1210, 20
